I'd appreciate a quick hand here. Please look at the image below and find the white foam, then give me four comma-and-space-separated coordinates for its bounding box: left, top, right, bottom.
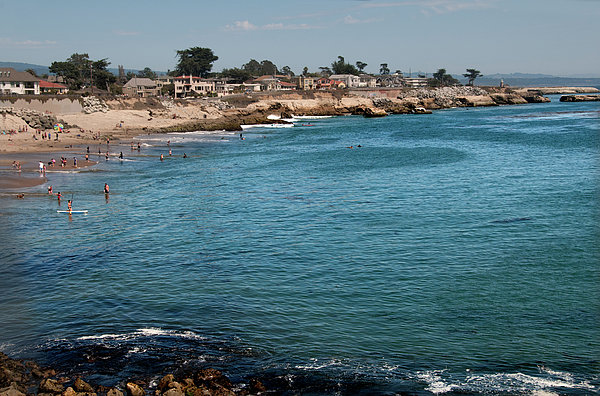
416, 370, 457, 394
76, 328, 207, 342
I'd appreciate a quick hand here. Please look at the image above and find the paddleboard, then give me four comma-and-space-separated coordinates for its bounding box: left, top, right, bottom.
57, 210, 88, 214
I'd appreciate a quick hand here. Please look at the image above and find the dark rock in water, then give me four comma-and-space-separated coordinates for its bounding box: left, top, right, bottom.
195, 369, 232, 390
248, 378, 267, 394
126, 382, 145, 396
560, 94, 600, 102
363, 107, 387, 118
39, 378, 65, 393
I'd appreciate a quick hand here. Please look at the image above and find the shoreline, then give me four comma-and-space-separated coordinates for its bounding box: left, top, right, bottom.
2, 86, 598, 157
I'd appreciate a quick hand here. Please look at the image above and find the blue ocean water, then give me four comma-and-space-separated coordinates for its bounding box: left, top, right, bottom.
1, 97, 599, 394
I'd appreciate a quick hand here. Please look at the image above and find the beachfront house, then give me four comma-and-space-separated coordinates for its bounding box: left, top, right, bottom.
173, 76, 215, 98
0, 68, 40, 95
403, 77, 428, 88
39, 80, 69, 94
123, 78, 160, 97
295, 76, 317, 90
359, 74, 378, 88
329, 74, 360, 88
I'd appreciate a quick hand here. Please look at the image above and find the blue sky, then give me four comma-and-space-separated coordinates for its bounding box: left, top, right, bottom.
1, 0, 599, 76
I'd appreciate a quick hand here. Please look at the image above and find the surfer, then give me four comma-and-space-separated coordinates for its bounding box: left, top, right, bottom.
104, 183, 109, 194
119, 152, 123, 159
67, 200, 72, 214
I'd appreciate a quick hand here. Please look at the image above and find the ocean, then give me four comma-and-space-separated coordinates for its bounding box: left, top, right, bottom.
1, 96, 599, 394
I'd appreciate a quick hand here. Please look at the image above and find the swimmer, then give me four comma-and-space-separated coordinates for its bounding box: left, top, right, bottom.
104, 183, 109, 194
48, 185, 53, 195
183, 153, 187, 158
160, 154, 164, 161
67, 200, 72, 214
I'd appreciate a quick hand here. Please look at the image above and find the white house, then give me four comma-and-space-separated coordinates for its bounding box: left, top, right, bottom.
329, 74, 360, 88
173, 75, 215, 98
0, 68, 40, 95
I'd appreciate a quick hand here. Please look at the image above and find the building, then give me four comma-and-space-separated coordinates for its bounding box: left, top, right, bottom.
173, 76, 215, 98
0, 68, 40, 95
329, 74, 360, 88
403, 77, 428, 88
123, 78, 160, 97
359, 74, 378, 88
155, 75, 174, 91
39, 80, 69, 94
294, 76, 317, 90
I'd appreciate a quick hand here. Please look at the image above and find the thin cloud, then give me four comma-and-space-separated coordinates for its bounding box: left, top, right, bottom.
225, 20, 317, 31
0, 38, 57, 48
359, 0, 495, 14
343, 15, 380, 24
114, 30, 140, 36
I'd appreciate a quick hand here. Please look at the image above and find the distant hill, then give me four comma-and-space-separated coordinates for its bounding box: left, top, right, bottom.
0, 61, 145, 77
0, 62, 50, 76
451, 72, 600, 88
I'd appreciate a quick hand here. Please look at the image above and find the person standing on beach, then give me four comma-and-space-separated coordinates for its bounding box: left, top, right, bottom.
87, 146, 90, 154
73, 157, 77, 167
38, 161, 44, 173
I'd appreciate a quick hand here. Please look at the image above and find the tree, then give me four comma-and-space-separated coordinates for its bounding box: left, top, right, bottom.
431, 68, 461, 87
259, 60, 278, 75
379, 63, 390, 75
356, 61, 367, 73
331, 56, 359, 75
138, 67, 157, 80
175, 47, 218, 78
25, 68, 38, 77
281, 66, 294, 77
302, 66, 309, 76
319, 66, 332, 77
241, 59, 278, 76
50, 53, 115, 91
463, 68, 482, 86
220, 67, 252, 83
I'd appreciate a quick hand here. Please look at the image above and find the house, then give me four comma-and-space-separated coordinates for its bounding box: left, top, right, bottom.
155, 75, 174, 91
316, 78, 345, 90
123, 78, 160, 97
329, 74, 360, 88
0, 68, 40, 95
359, 74, 378, 88
294, 76, 317, 90
173, 76, 215, 98
402, 77, 428, 88
39, 80, 69, 94
279, 81, 297, 91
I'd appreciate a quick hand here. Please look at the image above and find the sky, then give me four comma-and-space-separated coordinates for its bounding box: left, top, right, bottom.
1, 0, 599, 77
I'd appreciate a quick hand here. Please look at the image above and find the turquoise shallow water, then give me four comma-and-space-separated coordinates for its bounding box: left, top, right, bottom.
1, 97, 599, 394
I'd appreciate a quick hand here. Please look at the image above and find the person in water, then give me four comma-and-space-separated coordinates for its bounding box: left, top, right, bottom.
160, 154, 164, 161
183, 153, 187, 158
119, 152, 123, 159
57, 192, 62, 201
67, 200, 72, 213
104, 183, 109, 194
48, 185, 53, 195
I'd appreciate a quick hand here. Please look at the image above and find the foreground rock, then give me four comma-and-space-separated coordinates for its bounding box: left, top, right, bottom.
0, 352, 267, 396
560, 94, 600, 102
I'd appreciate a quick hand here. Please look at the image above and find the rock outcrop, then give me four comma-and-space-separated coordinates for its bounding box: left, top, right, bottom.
0, 107, 70, 130
560, 94, 600, 102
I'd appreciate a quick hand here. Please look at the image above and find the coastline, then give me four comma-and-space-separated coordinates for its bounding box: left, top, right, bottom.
2, 86, 598, 158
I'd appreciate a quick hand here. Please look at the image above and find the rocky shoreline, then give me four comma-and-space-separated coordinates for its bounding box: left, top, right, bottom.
560, 94, 600, 102
0, 352, 266, 396
2, 85, 598, 154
